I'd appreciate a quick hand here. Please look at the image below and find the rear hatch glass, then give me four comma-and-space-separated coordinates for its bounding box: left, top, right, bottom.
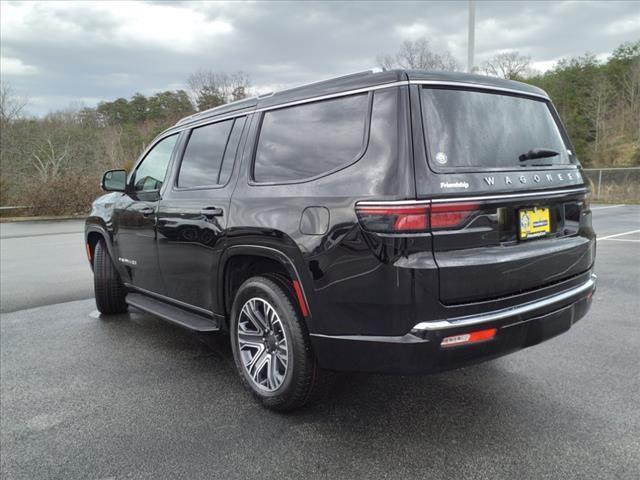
421, 88, 574, 171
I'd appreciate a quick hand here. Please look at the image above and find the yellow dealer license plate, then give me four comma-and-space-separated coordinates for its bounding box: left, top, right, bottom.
519, 207, 551, 240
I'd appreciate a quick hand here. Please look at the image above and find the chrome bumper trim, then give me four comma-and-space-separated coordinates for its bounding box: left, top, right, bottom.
412, 274, 597, 332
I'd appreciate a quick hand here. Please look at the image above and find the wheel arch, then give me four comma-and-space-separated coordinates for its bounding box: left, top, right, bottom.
218, 245, 311, 330
84, 223, 115, 271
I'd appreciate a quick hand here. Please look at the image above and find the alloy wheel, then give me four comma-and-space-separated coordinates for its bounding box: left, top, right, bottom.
236, 297, 289, 392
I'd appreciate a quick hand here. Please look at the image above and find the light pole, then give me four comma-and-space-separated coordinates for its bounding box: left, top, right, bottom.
467, 0, 476, 73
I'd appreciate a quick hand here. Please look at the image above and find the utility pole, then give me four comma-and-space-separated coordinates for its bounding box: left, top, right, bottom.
467, 0, 476, 73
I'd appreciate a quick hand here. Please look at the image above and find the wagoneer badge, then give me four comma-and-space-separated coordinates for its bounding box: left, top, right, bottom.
483, 171, 581, 187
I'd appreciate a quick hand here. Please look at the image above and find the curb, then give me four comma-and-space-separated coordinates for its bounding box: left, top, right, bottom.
0, 215, 87, 223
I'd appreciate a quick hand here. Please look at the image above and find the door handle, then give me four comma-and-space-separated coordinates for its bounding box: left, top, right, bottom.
200, 206, 223, 217
140, 206, 154, 217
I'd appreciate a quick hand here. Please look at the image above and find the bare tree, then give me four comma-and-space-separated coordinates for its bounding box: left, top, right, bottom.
31, 137, 71, 183
377, 39, 458, 72
376, 54, 397, 72
186, 70, 251, 111
585, 74, 614, 153
481, 51, 532, 80
99, 125, 126, 170
0, 83, 28, 124
620, 59, 640, 142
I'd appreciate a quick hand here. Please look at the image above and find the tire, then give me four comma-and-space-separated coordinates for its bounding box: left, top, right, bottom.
93, 240, 128, 315
230, 275, 333, 411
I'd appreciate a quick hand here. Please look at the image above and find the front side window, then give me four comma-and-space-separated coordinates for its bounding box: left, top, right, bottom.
421, 88, 572, 171
133, 134, 178, 192
253, 93, 369, 183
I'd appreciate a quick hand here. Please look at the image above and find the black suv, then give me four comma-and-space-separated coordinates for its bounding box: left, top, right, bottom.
86, 70, 596, 411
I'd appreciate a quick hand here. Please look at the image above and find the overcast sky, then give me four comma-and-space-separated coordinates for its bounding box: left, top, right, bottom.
1, 0, 638, 115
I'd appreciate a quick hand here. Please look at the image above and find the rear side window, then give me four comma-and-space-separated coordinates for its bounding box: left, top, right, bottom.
421, 88, 572, 171
253, 93, 370, 183
177, 117, 245, 188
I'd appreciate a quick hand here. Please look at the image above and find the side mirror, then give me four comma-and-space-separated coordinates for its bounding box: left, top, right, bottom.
101, 169, 127, 192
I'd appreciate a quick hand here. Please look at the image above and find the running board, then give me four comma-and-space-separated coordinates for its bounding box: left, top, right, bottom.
126, 293, 220, 333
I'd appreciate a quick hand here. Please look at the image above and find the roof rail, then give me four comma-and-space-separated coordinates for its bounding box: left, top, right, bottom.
278, 69, 378, 94
175, 96, 259, 126
175, 69, 389, 127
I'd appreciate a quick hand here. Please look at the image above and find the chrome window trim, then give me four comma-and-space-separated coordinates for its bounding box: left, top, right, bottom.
166, 81, 407, 134
355, 187, 587, 206
253, 81, 407, 113
430, 187, 588, 203
164, 111, 252, 137
411, 274, 596, 332
411, 80, 549, 100
165, 79, 548, 134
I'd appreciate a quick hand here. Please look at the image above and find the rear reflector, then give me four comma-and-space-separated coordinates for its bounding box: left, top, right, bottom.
440, 328, 497, 348
86, 243, 93, 263
292, 280, 309, 317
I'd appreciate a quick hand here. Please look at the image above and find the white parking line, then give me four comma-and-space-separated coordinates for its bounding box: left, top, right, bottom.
599, 229, 640, 240
601, 238, 640, 243
591, 204, 625, 211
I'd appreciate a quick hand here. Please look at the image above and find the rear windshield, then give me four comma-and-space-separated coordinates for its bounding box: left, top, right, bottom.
421, 87, 573, 170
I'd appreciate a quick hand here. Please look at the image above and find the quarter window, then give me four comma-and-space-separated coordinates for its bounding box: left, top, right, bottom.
253, 94, 369, 183
219, 117, 246, 185
133, 134, 178, 192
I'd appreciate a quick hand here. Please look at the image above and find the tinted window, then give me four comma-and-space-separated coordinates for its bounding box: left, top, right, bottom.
133, 134, 178, 192
254, 94, 369, 183
219, 117, 246, 185
421, 88, 571, 170
178, 119, 233, 188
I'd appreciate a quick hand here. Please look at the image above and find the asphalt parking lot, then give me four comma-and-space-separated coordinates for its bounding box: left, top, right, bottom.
1, 205, 639, 480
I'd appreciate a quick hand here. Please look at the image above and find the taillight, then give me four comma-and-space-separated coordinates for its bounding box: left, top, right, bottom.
356, 203, 430, 233
356, 200, 481, 234
430, 202, 479, 229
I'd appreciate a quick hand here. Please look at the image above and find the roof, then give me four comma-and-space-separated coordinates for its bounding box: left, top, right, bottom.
404, 70, 547, 98
172, 69, 549, 129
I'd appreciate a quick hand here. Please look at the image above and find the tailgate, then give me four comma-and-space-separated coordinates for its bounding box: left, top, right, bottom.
431, 189, 595, 304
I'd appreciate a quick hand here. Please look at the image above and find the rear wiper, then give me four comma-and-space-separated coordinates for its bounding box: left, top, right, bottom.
519, 148, 560, 162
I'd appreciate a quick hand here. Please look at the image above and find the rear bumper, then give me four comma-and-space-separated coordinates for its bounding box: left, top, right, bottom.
311, 273, 596, 374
